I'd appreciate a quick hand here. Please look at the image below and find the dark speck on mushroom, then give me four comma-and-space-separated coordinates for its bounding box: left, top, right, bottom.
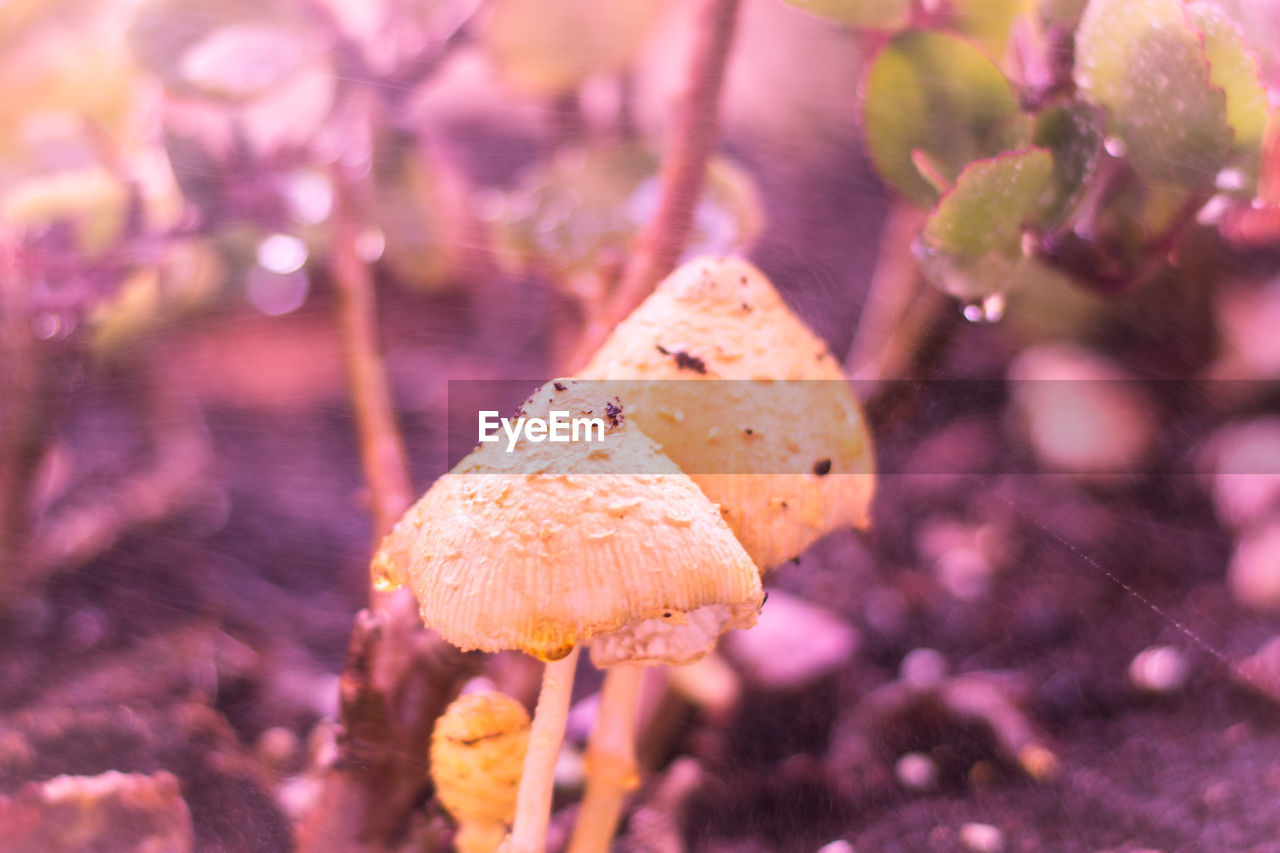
553, 381, 566, 391
662, 612, 672, 619
813, 458, 832, 476
605, 400, 624, 427
739, 275, 747, 285
743, 428, 754, 436
655, 344, 707, 374
741, 302, 752, 312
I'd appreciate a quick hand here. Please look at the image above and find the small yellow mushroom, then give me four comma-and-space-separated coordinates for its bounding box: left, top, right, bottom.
431, 691, 532, 853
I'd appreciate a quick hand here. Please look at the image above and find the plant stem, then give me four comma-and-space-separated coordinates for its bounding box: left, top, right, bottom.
331, 166, 414, 546
510, 647, 582, 853
565, 0, 741, 372
839, 202, 958, 427
457, 821, 508, 853
0, 239, 76, 610
297, 159, 485, 853
844, 203, 927, 383
0, 241, 37, 600
567, 664, 645, 853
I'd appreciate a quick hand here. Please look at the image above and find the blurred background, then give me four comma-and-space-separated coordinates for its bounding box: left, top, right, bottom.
2, 0, 1280, 850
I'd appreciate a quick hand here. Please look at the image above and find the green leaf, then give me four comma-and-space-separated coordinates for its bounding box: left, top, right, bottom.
1186, 2, 1269, 156
951, 0, 1029, 63
1032, 100, 1104, 226
178, 23, 306, 101
128, 0, 315, 102
923, 147, 1054, 256
492, 145, 762, 281
1, 165, 129, 255
1074, 0, 1232, 187
915, 242, 1067, 303
780, 0, 910, 29
862, 30, 1021, 207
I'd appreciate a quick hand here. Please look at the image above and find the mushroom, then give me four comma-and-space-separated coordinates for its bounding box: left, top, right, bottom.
568, 257, 875, 852
372, 379, 762, 853
578, 255, 875, 570
431, 690, 531, 853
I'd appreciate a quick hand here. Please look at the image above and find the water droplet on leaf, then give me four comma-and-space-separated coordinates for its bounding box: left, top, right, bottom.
1104, 136, 1128, 157
962, 293, 1006, 324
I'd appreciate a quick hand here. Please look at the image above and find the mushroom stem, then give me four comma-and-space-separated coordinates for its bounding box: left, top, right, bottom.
456, 821, 508, 853
567, 664, 645, 853
509, 647, 582, 853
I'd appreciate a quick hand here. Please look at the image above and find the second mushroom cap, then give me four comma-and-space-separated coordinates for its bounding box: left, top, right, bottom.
578, 256, 876, 570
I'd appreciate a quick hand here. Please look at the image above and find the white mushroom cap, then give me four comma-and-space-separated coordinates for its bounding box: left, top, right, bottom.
373, 379, 763, 665
578, 256, 875, 570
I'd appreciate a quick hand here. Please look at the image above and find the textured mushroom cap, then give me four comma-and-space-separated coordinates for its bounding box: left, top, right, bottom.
430, 690, 530, 828
373, 379, 763, 664
578, 256, 875, 570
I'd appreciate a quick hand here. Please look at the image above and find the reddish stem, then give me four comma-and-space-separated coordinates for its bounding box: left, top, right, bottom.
331, 167, 414, 546
566, 0, 741, 371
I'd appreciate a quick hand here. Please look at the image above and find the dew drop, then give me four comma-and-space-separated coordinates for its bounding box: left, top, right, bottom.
283, 170, 333, 225
1103, 136, 1128, 157
962, 293, 1006, 324
1216, 167, 1247, 192
257, 233, 308, 274
1196, 194, 1232, 225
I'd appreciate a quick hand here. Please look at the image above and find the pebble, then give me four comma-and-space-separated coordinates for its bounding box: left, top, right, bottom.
935, 546, 994, 601
1216, 279, 1280, 377
1202, 418, 1280, 531
900, 648, 948, 687
1128, 645, 1190, 694
1008, 344, 1155, 479
1234, 636, 1280, 706
255, 726, 299, 773
959, 822, 1005, 853
894, 752, 938, 792
1228, 520, 1280, 613
863, 586, 908, 637
918, 521, 1007, 601
724, 589, 857, 690
1018, 743, 1061, 782
816, 841, 855, 853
